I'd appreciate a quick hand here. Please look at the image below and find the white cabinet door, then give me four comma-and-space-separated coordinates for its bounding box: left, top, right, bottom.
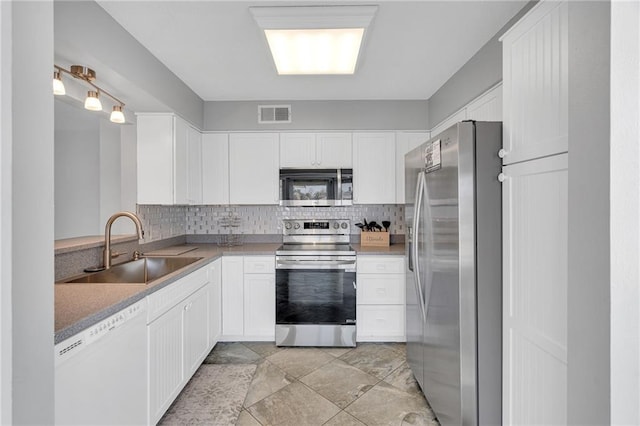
280, 133, 315, 167
221, 256, 244, 337
502, 153, 568, 426
183, 285, 210, 378
352, 133, 396, 204
316, 133, 352, 168
244, 274, 275, 338
187, 125, 202, 205
208, 259, 222, 347
229, 133, 279, 205
148, 303, 183, 424
280, 133, 352, 168
137, 114, 174, 204
357, 305, 405, 339
173, 117, 189, 205
501, 1, 568, 164
396, 132, 430, 204
466, 84, 503, 122
202, 134, 230, 204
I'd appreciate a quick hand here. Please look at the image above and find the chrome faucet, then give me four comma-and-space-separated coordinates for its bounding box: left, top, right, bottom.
103, 211, 144, 269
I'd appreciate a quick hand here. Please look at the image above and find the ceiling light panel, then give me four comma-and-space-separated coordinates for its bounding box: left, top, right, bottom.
251, 5, 377, 76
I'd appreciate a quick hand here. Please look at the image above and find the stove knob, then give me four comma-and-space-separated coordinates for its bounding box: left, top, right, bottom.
285, 222, 292, 230
293, 223, 300, 230
341, 222, 348, 229
333, 222, 340, 229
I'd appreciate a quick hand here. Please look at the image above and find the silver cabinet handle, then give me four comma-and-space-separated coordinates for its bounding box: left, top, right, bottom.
498, 173, 506, 183
498, 148, 507, 158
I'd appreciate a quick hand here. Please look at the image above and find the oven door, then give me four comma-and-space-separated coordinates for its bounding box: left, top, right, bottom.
275, 257, 357, 346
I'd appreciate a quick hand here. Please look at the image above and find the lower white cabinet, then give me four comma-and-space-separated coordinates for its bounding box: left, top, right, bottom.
208, 258, 222, 346
356, 256, 406, 342
221, 255, 275, 341
147, 265, 212, 424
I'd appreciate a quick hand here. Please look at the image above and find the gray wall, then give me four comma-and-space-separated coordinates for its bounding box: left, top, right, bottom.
567, 2, 610, 424
427, 1, 536, 127
55, 100, 101, 239
204, 100, 428, 131
610, 2, 640, 423
54, 1, 204, 129
10, 1, 55, 423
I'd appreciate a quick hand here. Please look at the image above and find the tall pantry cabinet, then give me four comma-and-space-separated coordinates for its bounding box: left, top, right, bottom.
500, 1, 569, 425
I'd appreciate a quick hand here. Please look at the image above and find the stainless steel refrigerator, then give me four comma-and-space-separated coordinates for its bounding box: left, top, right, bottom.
405, 121, 502, 426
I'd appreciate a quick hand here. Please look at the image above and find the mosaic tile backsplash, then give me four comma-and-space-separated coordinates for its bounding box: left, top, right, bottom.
138, 204, 405, 242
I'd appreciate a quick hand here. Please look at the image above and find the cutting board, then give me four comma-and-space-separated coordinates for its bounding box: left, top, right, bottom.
145, 245, 198, 256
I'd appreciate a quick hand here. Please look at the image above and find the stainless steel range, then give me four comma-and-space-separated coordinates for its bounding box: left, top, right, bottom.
275, 219, 356, 347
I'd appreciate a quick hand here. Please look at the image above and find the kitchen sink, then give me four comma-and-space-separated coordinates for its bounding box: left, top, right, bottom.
64, 256, 203, 284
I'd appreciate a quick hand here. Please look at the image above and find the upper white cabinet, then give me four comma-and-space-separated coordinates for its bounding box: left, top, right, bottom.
229, 133, 279, 205
280, 132, 352, 168
137, 113, 202, 205
500, 1, 568, 164
352, 132, 396, 204
202, 133, 230, 204
395, 132, 430, 204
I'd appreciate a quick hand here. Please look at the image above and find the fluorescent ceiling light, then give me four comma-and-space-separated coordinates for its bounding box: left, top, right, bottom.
250, 5, 377, 76
265, 28, 364, 75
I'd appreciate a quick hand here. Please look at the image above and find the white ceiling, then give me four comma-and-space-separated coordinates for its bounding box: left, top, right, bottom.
97, 1, 527, 101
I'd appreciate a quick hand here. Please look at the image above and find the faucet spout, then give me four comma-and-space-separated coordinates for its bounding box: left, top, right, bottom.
103, 211, 145, 269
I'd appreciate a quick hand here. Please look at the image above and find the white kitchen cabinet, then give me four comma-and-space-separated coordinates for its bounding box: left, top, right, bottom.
229, 133, 279, 205
395, 132, 430, 204
280, 133, 352, 168
352, 133, 396, 204
221, 255, 275, 341
148, 302, 184, 424
147, 264, 210, 424
500, 1, 568, 165
502, 153, 568, 425
356, 256, 406, 342
202, 133, 230, 204
137, 113, 202, 205
208, 258, 222, 346
187, 125, 203, 204
221, 256, 244, 337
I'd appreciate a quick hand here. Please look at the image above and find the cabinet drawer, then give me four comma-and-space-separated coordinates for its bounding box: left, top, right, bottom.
147, 265, 209, 323
244, 256, 275, 274
357, 305, 405, 337
357, 274, 405, 304
357, 256, 405, 274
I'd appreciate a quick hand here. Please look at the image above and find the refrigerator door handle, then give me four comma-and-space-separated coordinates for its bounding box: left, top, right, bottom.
407, 225, 413, 272
412, 172, 427, 323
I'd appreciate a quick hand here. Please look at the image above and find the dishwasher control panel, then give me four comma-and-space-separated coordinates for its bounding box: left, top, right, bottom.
55, 300, 146, 365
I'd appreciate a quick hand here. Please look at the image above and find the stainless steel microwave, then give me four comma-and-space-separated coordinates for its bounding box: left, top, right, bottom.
279, 169, 353, 207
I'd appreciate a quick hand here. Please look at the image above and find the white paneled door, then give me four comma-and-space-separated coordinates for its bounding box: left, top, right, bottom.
502, 153, 568, 425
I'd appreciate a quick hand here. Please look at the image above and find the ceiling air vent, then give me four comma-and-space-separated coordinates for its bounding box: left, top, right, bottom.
258, 105, 291, 124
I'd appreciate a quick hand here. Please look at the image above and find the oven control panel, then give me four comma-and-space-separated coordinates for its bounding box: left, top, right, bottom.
282, 219, 350, 235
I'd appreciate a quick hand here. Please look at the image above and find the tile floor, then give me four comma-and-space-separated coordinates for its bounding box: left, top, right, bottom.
183, 341, 440, 426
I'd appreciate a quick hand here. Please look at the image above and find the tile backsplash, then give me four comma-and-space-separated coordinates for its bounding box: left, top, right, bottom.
138, 204, 405, 242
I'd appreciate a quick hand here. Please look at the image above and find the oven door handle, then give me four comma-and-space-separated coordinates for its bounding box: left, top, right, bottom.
276, 260, 356, 270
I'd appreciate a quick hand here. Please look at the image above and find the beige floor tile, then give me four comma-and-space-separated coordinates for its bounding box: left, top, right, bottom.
340, 343, 406, 380
243, 359, 294, 408
236, 409, 262, 426
266, 347, 334, 378
247, 382, 340, 426
243, 341, 286, 358
323, 411, 366, 426
345, 381, 437, 426
321, 346, 356, 358
300, 359, 379, 409
204, 342, 262, 364
383, 361, 424, 397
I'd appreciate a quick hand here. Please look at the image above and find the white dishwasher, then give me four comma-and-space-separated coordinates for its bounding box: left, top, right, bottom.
55, 300, 147, 426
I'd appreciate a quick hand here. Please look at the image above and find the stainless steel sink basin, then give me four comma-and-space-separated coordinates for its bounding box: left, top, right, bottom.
64, 257, 203, 284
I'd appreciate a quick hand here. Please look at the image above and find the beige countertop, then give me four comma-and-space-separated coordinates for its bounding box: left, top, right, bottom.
54, 242, 403, 344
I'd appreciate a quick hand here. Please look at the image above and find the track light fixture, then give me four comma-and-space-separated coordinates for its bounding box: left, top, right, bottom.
53, 64, 126, 124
